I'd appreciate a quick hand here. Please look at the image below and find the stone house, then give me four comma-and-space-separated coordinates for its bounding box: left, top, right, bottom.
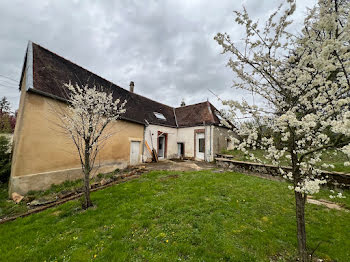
10, 41, 234, 194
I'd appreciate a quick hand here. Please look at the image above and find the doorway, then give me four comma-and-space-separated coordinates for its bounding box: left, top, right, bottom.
177, 143, 184, 158
196, 133, 205, 160
130, 141, 140, 165
158, 135, 165, 158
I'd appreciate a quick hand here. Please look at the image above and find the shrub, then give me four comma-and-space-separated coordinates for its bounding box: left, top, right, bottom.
0, 136, 11, 183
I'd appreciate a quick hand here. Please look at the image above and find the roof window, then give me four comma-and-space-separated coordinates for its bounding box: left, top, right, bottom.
154, 112, 166, 120
215, 111, 223, 120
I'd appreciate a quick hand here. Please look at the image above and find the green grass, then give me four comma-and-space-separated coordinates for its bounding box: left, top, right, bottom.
0, 179, 85, 220
0, 170, 349, 261
0, 183, 28, 218
0, 169, 121, 219
222, 149, 350, 173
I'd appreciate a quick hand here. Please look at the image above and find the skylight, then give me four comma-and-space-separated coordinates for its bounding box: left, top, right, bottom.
215, 111, 223, 120
154, 112, 166, 120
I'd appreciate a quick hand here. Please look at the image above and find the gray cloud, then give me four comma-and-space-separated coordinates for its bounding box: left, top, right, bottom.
0, 0, 317, 112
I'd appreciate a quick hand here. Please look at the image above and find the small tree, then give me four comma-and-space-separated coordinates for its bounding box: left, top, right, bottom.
0, 97, 15, 133
54, 83, 126, 209
215, 0, 350, 260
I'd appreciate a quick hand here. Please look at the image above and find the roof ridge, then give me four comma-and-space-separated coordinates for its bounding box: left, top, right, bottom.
32, 42, 176, 111
30, 42, 223, 128
175, 101, 208, 109
32, 42, 125, 90
32, 42, 213, 113
129, 91, 175, 110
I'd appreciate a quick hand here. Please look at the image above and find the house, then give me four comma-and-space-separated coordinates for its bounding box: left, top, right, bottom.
9, 41, 235, 195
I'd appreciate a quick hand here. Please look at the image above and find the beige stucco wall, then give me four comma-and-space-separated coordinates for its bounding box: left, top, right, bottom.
179, 126, 210, 161
213, 126, 236, 155
144, 124, 216, 161
10, 89, 144, 195
144, 125, 178, 160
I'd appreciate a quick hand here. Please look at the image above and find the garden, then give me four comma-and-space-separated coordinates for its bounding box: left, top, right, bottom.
0, 170, 349, 261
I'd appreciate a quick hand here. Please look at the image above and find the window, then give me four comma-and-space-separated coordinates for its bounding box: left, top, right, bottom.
199, 138, 205, 153
154, 112, 166, 120
215, 111, 223, 120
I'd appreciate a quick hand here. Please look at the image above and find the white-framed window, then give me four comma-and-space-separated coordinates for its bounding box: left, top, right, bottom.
154, 112, 166, 120
215, 111, 223, 120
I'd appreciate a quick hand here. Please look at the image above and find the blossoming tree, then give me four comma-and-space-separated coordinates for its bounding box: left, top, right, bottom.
215, 0, 350, 260
54, 83, 126, 209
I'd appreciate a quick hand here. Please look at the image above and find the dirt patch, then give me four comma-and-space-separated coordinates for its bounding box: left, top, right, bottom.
169, 158, 186, 162
145, 159, 216, 172
307, 197, 348, 211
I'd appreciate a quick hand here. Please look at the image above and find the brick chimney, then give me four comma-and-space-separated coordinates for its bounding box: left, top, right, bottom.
129, 81, 134, 93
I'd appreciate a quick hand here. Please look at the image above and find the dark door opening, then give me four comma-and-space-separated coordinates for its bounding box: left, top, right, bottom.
177, 143, 184, 158
158, 136, 165, 158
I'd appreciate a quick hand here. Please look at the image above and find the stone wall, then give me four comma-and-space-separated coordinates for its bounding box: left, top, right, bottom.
216, 157, 350, 188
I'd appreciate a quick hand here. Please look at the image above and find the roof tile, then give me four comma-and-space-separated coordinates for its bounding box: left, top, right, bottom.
29, 42, 222, 128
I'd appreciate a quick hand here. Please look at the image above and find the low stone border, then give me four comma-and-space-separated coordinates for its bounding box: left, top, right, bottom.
0, 173, 141, 225
215, 155, 350, 188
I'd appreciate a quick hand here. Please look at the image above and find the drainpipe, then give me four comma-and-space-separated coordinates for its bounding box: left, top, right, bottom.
142, 120, 149, 163
173, 107, 178, 128
210, 124, 212, 162
203, 121, 206, 162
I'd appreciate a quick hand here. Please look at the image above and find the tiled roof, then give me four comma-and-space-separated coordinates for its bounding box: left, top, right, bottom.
23, 42, 223, 128
174, 101, 221, 127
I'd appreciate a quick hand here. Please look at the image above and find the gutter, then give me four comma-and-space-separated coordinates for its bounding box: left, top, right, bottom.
210, 124, 212, 161
142, 120, 149, 162
25, 41, 34, 91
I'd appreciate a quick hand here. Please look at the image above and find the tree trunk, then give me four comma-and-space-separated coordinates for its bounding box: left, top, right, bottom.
83, 147, 93, 209
295, 191, 308, 261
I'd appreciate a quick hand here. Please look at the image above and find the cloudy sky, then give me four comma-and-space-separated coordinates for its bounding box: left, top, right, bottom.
0, 0, 317, 111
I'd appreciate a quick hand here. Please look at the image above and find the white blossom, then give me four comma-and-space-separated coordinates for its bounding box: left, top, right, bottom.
215, 0, 350, 196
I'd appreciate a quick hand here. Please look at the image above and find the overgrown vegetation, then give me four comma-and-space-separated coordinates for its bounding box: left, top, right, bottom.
0, 136, 11, 183
0, 171, 349, 261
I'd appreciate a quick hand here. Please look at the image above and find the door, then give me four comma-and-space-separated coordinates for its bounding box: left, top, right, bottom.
177, 143, 184, 158
130, 141, 140, 165
158, 136, 165, 158
196, 133, 205, 160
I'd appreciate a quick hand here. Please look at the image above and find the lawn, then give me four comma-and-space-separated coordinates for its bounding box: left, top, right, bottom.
0, 169, 121, 219
222, 149, 350, 173
0, 170, 349, 262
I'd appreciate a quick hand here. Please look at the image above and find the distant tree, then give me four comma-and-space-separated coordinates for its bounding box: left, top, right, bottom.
53, 83, 127, 209
0, 136, 11, 183
0, 97, 10, 114
0, 115, 12, 133
215, 0, 350, 260
0, 97, 15, 133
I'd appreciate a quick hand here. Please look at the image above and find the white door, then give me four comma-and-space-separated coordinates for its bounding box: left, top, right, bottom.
130, 141, 140, 165
196, 133, 205, 160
